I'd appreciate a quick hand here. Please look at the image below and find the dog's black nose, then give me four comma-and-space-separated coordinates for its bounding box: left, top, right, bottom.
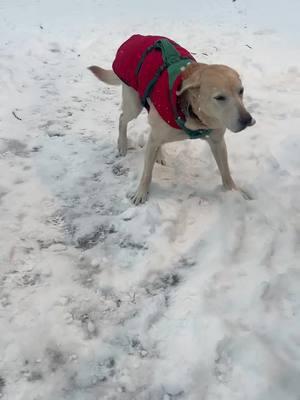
239, 113, 253, 127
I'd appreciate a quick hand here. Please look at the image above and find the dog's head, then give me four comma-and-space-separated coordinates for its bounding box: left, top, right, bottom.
178, 63, 255, 132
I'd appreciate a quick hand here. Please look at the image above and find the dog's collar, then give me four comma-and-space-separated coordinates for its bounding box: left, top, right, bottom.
175, 115, 212, 139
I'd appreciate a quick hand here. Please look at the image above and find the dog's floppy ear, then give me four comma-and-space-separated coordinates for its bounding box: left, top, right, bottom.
177, 63, 209, 130
176, 82, 199, 96
177, 63, 208, 96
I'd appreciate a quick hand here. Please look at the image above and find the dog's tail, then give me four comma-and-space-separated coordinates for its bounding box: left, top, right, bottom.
88, 66, 121, 86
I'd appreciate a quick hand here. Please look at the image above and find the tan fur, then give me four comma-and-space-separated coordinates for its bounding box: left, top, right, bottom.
181, 62, 207, 79
89, 58, 255, 205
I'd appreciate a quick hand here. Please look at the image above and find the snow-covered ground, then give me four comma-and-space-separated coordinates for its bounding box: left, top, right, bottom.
1, 1, 300, 399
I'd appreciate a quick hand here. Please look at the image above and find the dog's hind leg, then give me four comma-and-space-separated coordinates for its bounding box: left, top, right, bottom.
118, 84, 142, 156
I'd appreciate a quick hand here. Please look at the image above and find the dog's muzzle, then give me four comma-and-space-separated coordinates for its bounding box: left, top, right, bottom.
237, 113, 256, 131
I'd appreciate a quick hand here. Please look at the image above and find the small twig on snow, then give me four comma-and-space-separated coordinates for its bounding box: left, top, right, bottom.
12, 111, 22, 121
245, 44, 253, 49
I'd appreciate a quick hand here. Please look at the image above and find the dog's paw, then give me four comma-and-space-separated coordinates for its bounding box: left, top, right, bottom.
223, 180, 238, 191
118, 137, 127, 157
155, 149, 166, 166
239, 188, 254, 200
223, 184, 254, 201
128, 188, 149, 205
155, 155, 166, 166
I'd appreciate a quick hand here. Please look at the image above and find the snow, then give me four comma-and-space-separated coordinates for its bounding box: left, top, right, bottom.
1, 0, 300, 399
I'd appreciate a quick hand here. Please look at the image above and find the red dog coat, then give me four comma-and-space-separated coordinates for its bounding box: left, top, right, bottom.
112, 34, 196, 129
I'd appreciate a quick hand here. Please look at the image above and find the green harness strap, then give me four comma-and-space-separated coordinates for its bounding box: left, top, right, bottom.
135, 39, 212, 139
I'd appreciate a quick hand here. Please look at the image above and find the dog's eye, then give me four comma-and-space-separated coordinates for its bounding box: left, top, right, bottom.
239, 87, 244, 96
214, 95, 226, 101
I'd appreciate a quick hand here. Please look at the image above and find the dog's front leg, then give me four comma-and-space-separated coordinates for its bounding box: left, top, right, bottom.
130, 132, 160, 205
207, 130, 237, 191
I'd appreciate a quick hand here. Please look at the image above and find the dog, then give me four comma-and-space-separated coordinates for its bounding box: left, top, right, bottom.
89, 34, 256, 205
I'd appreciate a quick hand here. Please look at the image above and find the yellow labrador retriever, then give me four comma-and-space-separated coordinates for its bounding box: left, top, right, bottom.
89, 35, 255, 204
